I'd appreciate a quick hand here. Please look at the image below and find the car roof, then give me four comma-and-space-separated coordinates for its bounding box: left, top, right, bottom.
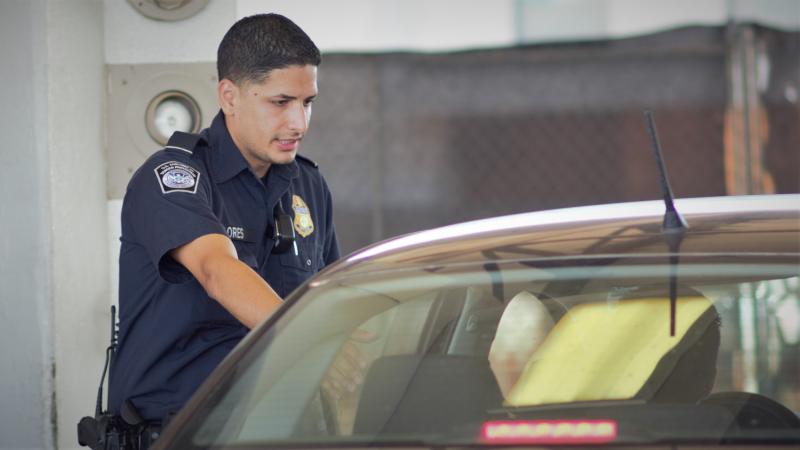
321, 194, 800, 279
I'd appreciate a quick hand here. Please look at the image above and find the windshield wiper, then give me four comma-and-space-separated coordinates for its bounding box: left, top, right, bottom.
644, 111, 688, 336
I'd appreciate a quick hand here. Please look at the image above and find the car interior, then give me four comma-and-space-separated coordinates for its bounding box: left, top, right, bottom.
182, 267, 800, 446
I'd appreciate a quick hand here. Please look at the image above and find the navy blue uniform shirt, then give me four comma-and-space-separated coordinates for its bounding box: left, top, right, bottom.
109, 111, 340, 421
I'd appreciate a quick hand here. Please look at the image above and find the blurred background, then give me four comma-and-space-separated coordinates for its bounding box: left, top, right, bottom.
310, 23, 798, 253
0, 0, 797, 448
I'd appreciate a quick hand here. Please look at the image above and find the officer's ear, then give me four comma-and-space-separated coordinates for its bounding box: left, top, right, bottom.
218, 78, 239, 116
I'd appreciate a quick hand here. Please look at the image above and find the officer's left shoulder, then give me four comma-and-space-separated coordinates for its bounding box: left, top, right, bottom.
295, 154, 319, 169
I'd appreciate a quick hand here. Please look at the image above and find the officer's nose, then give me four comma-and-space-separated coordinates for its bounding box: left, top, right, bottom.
287, 103, 310, 134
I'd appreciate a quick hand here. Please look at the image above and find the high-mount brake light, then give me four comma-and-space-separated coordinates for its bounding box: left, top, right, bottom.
481, 420, 618, 445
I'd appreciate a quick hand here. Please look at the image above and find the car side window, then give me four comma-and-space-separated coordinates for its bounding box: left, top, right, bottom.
312, 290, 445, 435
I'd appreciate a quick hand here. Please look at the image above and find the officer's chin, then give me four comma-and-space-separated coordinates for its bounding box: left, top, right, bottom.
273, 152, 297, 165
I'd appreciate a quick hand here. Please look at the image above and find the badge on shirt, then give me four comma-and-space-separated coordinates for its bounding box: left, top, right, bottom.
154, 161, 200, 194
292, 194, 314, 237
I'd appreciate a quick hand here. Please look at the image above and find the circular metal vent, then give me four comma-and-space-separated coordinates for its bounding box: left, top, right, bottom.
145, 91, 202, 145
127, 0, 209, 22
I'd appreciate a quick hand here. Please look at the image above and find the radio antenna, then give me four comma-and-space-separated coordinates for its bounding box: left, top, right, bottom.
644, 111, 687, 336
95, 305, 118, 416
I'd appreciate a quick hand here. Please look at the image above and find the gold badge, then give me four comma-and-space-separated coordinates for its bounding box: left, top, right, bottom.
292, 194, 314, 237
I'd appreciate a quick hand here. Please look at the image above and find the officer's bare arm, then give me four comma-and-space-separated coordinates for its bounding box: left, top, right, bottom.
171, 233, 284, 329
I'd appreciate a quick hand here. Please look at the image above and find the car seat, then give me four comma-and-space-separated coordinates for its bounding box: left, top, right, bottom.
352, 353, 503, 436
505, 293, 720, 406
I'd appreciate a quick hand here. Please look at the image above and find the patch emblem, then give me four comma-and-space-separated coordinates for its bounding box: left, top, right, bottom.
154, 161, 200, 194
292, 194, 314, 237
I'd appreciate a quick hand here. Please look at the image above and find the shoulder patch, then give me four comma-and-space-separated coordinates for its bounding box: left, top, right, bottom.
296, 154, 319, 168
154, 161, 200, 194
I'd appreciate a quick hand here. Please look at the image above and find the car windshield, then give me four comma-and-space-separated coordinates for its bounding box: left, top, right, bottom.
172, 255, 800, 447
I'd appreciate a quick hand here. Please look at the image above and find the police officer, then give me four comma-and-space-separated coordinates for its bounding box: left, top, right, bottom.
108, 13, 339, 438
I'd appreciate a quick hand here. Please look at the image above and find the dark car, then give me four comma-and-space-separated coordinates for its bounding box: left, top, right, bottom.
154, 194, 800, 449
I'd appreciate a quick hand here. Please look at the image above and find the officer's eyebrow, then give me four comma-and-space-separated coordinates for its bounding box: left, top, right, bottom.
271, 93, 318, 101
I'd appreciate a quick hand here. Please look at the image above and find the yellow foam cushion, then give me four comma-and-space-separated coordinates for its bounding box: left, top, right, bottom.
506, 296, 712, 406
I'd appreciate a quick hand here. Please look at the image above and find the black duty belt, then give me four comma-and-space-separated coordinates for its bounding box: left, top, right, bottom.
78, 415, 162, 450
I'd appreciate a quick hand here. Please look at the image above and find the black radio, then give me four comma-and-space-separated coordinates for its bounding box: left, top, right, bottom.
77, 306, 158, 450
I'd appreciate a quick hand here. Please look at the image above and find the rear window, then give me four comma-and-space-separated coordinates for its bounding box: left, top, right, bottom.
172, 257, 800, 447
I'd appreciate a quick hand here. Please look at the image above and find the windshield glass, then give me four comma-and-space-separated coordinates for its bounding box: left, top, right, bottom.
173, 257, 800, 447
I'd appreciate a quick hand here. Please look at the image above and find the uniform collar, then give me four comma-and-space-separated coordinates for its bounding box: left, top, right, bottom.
205, 111, 299, 183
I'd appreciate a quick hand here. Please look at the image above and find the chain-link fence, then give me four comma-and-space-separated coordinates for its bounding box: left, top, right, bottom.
301, 25, 799, 255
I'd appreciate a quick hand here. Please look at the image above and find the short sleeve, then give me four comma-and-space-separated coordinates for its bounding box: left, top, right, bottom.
122, 155, 226, 283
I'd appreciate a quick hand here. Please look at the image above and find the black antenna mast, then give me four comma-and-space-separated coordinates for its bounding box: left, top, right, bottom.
96, 305, 118, 416
644, 111, 688, 336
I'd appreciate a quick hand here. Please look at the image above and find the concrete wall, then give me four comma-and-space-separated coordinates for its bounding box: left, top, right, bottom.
48, 2, 108, 450
0, 1, 106, 449
236, 0, 517, 52
0, 1, 54, 448
518, 0, 798, 43
104, 0, 233, 64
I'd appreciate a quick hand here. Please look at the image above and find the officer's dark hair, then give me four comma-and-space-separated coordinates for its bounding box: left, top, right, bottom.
217, 13, 321, 85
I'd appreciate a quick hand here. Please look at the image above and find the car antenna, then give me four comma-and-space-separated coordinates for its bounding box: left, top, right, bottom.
644, 111, 688, 336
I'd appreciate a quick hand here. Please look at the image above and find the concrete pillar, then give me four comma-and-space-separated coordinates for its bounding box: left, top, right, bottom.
0, 1, 56, 448
48, 2, 109, 449
0, 1, 107, 449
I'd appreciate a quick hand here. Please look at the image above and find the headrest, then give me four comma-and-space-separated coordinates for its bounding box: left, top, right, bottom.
489, 291, 556, 397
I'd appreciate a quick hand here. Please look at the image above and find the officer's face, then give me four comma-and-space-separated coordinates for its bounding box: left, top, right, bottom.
220, 65, 318, 177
